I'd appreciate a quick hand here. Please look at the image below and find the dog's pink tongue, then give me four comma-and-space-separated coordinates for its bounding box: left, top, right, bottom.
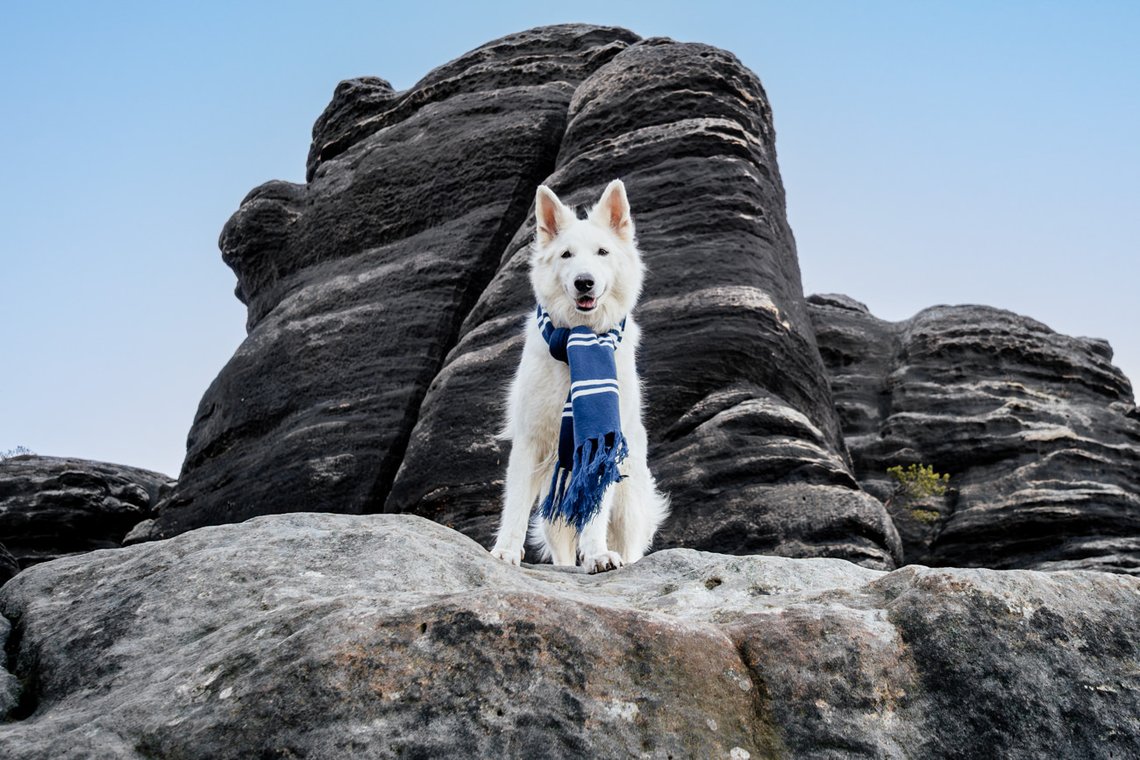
577, 297, 596, 309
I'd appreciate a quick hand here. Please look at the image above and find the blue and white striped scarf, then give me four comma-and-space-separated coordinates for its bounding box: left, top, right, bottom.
536, 305, 629, 532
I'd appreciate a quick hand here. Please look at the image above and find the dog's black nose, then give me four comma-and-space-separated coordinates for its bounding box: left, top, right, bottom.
574, 276, 594, 293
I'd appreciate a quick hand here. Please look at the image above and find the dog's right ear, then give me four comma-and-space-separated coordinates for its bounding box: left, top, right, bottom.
535, 185, 570, 246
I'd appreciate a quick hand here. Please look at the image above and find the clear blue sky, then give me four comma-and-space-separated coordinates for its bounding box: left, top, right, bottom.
3, 1, 1137, 477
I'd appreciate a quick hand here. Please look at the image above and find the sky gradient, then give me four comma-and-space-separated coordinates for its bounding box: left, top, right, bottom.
3, 1, 1138, 477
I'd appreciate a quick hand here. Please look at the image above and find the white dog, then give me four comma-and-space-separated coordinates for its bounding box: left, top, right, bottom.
490, 179, 669, 573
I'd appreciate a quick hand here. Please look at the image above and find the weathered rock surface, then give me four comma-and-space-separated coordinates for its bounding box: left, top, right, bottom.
2, 513, 1137, 759
389, 35, 900, 569
152, 25, 637, 538
0, 456, 172, 574
155, 24, 902, 569
808, 294, 1140, 573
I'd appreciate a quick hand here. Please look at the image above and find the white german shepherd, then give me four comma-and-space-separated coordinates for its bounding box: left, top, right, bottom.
490, 180, 669, 573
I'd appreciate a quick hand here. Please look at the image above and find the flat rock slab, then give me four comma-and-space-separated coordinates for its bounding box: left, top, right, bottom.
2, 513, 1137, 758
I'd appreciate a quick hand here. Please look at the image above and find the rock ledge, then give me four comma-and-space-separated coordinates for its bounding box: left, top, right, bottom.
2, 513, 1136, 759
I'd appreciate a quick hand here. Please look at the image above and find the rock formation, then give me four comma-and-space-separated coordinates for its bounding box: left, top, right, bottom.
3, 23, 1140, 759
6, 25, 1139, 588
151, 24, 902, 569
2, 513, 1137, 758
808, 294, 1140, 574
0, 456, 172, 578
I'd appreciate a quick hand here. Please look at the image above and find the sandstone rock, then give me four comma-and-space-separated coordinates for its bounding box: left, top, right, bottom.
305, 26, 639, 182
157, 23, 901, 568
1, 513, 1136, 758
809, 295, 1140, 573
152, 25, 643, 541
0, 456, 172, 573
120, 518, 157, 545
389, 37, 902, 568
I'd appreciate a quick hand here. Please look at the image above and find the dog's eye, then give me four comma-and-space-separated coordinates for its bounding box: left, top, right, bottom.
597, 248, 609, 257
560, 250, 572, 259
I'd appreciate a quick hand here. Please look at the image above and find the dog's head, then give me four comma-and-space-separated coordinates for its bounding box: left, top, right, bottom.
529, 179, 645, 333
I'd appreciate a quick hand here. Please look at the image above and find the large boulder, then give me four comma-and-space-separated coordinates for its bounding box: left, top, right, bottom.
808, 294, 1140, 573
154, 24, 901, 569
1, 513, 1136, 758
0, 456, 172, 576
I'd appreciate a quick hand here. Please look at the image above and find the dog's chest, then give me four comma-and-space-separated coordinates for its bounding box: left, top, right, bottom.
513, 318, 639, 452
528, 350, 632, 430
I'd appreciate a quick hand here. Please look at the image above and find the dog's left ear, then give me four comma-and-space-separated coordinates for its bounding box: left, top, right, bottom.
594, 179, 633, 242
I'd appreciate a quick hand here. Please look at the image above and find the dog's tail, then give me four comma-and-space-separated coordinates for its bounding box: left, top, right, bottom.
527, 512, 553, 562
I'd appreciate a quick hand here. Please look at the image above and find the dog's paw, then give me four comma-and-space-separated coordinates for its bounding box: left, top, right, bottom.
489, 545, 524, 566
583, 551, 624, 574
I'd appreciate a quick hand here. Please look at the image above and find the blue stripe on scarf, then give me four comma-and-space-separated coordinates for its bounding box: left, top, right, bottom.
536, 305, 628, 532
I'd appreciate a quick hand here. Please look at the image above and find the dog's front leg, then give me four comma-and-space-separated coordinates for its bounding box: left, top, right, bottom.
578, 486, 623, 574
490, 440, 543, 566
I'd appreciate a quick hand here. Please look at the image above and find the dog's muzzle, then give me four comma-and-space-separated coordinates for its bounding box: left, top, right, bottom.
574, 276, 597, 311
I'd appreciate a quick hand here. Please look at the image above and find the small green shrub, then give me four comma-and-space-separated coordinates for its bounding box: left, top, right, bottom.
908, 508, 942, 524
885, 463, 950, 522
0, 445, 34, 460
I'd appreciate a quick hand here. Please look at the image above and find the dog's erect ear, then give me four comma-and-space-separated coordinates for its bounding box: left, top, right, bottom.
594, 179, 633, 241
535, 185, 571, 246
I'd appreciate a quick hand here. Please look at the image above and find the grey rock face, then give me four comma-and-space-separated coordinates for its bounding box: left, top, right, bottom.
2, 513, 1136, 758
809, 295, 1140, 573
0, 456, 172, 574
157, 24, 901, 569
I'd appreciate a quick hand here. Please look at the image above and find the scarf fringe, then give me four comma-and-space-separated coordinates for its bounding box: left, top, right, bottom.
539, 433, 629, 532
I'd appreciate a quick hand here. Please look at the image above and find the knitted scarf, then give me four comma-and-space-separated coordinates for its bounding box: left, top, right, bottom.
536, 305, 628, 532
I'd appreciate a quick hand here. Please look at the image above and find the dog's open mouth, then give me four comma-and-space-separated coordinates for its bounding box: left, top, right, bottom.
575, 296, 597, 312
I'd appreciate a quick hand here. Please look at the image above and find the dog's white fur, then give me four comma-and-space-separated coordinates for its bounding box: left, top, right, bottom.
490, 179, 669, 573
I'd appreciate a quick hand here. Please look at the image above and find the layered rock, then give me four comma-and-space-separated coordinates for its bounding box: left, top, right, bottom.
0, 456, 172, 576
808, 294, 1140, 573
154, 26, 635, 537
2, 513, 1137, 758
155, 24, 901, 569
390, 36, 900, 568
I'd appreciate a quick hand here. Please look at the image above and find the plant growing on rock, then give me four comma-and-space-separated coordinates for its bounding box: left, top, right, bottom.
886, 463, 950, 523
0, 445, 34, 460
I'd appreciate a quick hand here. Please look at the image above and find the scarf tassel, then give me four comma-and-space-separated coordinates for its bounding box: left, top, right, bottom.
539, 433, 629, 532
